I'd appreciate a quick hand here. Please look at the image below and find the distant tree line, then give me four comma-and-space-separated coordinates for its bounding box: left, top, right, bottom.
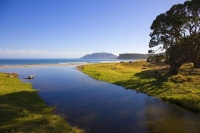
148, 0, 200, 75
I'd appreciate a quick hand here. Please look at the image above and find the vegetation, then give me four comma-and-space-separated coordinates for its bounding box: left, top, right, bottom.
0, 73, 83, 133
149, 0, 200, 75
117, 53, 154, 59
147, 54, 165, 63
81, 61, 200, 112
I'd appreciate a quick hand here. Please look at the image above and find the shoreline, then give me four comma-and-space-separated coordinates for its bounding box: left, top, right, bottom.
0, 72, 83, 132
0, 60, 143, 69
80, 61, 200, 113
0, 63, 88, 68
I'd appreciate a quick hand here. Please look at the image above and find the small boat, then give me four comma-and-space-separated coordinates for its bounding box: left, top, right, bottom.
23, 75, 36, 79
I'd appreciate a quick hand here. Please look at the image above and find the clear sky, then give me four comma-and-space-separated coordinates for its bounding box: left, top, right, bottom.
0, 0, 185, 58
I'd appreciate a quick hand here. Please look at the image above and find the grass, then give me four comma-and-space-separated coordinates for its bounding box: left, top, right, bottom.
80, 61, 200, 113
0, 73, 83, 133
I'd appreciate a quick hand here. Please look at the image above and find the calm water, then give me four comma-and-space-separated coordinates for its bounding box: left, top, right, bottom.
1, 66, 200, 133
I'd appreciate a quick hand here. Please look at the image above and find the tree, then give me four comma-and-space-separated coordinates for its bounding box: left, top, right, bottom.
147, 56, 154, 62
190, 34, 200, 68
185, 0, 200, 68
149, 0, 200, 75
146, 54, 165, 63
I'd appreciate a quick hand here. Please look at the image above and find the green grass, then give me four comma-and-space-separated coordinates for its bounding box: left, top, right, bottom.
0, 73, 83, 133
80, 61, 200, 112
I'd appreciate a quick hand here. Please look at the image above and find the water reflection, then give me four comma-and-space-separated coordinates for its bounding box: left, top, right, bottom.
0, 66, 200, 133
143, 98, 200, 133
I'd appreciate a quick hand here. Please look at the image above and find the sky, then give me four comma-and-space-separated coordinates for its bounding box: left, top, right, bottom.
0, 0, 186, 59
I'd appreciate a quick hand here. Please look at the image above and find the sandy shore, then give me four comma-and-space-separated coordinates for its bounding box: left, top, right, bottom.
0, 63, 88, 68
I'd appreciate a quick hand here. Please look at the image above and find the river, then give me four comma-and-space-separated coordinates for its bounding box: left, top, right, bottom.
1, 66, 200, 133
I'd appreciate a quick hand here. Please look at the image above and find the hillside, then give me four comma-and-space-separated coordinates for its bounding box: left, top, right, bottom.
80, 52, 118, 59
117, 53, 154, 59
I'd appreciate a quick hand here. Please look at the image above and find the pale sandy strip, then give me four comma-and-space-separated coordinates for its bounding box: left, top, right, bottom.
0, 63, 88, 68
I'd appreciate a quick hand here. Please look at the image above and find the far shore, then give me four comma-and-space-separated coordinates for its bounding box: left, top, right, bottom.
0, 63, 89, 68
0, 59, 146, 69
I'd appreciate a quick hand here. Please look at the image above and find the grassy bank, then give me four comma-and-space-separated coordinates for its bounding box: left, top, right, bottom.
80, 61, 200, 112
0, 73, 83, 133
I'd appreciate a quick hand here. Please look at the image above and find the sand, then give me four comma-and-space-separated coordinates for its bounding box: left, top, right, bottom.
0, 63, 88, 68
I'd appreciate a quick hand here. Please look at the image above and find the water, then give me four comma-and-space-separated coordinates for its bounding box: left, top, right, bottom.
0, 59, 123, 66
1, 66, 200, 133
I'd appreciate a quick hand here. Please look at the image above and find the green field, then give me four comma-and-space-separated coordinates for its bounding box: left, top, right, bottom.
0, 73, 83, 133
80, 61, 200, 112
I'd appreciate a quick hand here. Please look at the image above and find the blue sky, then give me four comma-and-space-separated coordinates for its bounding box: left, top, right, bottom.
0, 0, 185, 58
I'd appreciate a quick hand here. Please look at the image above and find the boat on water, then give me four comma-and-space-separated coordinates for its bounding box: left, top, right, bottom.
23, 75, 36, 79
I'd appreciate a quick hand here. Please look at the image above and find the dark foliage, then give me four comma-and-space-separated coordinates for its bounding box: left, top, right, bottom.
149, 0, 200, 75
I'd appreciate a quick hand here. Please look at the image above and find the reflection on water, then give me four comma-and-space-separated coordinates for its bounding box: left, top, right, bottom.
1, 66, 200, 133
143, 99, 200, 133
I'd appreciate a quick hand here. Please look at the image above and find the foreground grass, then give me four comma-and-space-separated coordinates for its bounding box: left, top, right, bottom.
0, 73, 83, 133
80, 61, 200, 112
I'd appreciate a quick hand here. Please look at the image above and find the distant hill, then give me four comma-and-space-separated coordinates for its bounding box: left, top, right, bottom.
80, 52, 118, 59
117, 53, 155, 59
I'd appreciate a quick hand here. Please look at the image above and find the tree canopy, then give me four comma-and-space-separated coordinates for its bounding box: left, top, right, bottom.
149, 0, 200, 75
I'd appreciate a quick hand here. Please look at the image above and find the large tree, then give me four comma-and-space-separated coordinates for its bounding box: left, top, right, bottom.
149, 0, 200, 75
187, 0, 200, 68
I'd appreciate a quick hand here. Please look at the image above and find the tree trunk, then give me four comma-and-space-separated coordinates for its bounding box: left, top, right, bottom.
193, 62, 200, 68
169, 63, 182, 75
193, 58, 200, 68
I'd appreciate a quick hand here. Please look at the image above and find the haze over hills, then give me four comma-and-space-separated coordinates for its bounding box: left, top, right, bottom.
80, 52, 118, 59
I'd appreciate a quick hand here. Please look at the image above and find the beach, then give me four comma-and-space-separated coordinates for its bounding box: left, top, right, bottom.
0, 63, 87, 68
0, 58, 121, 68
